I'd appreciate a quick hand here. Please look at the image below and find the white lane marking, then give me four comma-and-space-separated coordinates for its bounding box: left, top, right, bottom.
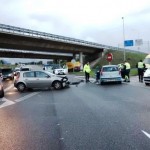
0, 97, 15, 108
4, 84, 14, 92
15, 92, 40, 102
142, 130, 150, 139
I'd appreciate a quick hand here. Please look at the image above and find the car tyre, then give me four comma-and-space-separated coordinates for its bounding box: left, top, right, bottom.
145, 82, 149, 86
100, 81, 104, 85
17, 83, 26, 92
0, 88, 4, 98
53, 81, 62, 90
118, 81, 122, 84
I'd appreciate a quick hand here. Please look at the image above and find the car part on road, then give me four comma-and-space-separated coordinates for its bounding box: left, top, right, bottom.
69, 79, 84, 87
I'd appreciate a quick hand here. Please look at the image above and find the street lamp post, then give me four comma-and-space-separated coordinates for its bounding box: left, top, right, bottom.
122, 17, 126, 61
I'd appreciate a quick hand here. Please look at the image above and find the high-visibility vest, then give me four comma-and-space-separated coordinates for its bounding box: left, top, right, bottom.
83, 64, 91, 73
138, 62, 144, 69
124, 62, 131, 69
118, 64, 124, 69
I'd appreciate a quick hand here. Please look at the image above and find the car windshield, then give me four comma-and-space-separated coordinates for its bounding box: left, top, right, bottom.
143, 58, 150, 64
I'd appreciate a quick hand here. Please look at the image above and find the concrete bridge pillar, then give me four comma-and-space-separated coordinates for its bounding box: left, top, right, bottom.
79, 52, 83, 70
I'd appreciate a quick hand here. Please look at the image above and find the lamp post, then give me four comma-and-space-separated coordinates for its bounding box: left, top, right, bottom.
122, 17, 126, 61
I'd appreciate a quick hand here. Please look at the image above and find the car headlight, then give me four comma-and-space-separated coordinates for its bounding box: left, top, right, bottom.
63, 78, 67, 81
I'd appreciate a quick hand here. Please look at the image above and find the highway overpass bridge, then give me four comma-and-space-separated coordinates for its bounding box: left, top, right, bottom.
0, 23, 140, 66
0, 24, 105, 62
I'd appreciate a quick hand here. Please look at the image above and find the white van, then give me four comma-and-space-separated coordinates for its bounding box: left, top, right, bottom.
143, 54, 150, 69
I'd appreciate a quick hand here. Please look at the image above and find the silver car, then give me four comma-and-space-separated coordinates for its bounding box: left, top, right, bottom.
100, 65, 122, 85
14, 70, 70, 92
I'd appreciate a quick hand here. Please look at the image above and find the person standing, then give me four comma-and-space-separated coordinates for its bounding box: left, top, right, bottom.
136, 60, 145, 82
95, 66, 101, 84
124, 60, 131, 82
83, 62, 91, 82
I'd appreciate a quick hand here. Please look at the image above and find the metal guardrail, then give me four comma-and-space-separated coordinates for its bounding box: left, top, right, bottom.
0, 48, 73, 56
0, 23, 145, 54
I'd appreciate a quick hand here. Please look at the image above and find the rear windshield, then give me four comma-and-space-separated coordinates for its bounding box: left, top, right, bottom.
103, 66, 118, 72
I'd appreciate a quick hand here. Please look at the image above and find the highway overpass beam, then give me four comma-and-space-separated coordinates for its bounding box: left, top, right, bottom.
79, 52, 83, 70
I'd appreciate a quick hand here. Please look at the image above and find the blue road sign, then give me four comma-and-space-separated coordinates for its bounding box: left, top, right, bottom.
124, 40, 134, 47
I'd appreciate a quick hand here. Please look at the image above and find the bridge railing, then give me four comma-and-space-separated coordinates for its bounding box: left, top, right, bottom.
0, 23, 144, 54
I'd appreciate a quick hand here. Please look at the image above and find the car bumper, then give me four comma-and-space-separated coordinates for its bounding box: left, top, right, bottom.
3, 75, 13, 80
100, 77, 122, 82
143, 77, 150, 83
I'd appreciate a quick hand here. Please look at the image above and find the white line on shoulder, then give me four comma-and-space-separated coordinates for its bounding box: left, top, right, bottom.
142, 130, 150, 139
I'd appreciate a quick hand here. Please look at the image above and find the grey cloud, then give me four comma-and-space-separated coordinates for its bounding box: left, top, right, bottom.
28, 13, 75, 36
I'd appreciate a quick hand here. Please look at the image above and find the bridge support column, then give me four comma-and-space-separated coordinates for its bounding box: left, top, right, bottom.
79, 52, 83, 70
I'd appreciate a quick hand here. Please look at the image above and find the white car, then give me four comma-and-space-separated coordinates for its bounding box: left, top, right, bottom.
100, 65, 122, 85
143, 68, 150, 85
44, 64, 68, 75
54, 67, 68, 75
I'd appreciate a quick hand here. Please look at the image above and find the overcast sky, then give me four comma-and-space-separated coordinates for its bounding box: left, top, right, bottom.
0, 0, 150, 62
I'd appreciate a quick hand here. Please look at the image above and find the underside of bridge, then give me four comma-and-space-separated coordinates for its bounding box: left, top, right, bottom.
0, 31, 104, 65
0, 51, 72, 60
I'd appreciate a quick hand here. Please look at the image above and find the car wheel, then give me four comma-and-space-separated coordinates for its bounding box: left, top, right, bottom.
53, 81, 62, 90
100, 81, 104, 85
0, 89, 4, 98
17, 83, 26, 92
145, 82, 149, 86
118, 81, 122, 84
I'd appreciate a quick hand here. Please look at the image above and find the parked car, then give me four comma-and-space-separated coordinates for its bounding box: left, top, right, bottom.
1, 68, 14, 80
14, 70, 70, 92
100, 65, 122, 85
43, 64, 68, 75
143, 68, 150, 85
13, 67, 20, 76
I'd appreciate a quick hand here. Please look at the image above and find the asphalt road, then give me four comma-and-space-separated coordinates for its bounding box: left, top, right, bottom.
0, 76, 150, 150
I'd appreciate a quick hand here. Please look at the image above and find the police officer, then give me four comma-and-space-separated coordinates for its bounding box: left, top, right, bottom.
83, 62, 91, 82
136, 60, 145, 82
124, 60, 131, 82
